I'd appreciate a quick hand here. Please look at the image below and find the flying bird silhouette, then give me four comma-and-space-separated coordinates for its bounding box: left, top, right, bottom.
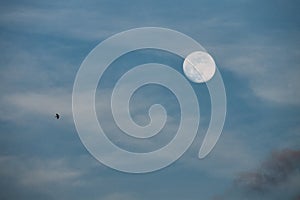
55, 113, 60, 119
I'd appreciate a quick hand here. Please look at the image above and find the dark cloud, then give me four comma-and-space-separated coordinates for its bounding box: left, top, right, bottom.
236, 149, 300, 191
214, 149, 300, 200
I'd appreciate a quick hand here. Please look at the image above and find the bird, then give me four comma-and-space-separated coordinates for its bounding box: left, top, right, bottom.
55, 113, 60, 119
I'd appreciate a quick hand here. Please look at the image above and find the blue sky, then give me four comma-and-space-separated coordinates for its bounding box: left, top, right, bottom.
0, 0, 300, 199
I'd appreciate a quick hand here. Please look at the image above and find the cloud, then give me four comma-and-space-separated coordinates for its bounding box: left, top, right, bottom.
0, 2, 122, 41
0, 155, 84, 199
211, 39, 300, 106
102, 193, 138, 200
1, 0, 299, 108
178, 130, 259, 180
237, 149, 300, 189
0, 1, 299, 199
213, 149, 300, 200
0, 89, 72, 123
0, 156, 82, 183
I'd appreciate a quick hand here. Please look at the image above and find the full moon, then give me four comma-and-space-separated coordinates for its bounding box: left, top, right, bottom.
183, 51, 216, 83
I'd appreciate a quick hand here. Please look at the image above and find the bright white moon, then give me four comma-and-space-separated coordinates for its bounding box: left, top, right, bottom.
183, 51, 216, 83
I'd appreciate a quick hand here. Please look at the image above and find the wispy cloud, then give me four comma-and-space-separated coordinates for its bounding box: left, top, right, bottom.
211, 39, 300, 105
0, 3, 124, 41
0, 1, 299, 199
0, 89, 72, 122
0, 155, 84, 199
179, 130, 259, 180
102, 193, 138, 200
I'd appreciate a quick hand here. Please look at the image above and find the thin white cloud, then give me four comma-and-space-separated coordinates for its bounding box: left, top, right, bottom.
211, 41, 300, 105
102, 193, 138, 200
0, 4, 137, 41
0, 156, 83, 188
1, 89, 72, 122
179, 130, 259, 179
